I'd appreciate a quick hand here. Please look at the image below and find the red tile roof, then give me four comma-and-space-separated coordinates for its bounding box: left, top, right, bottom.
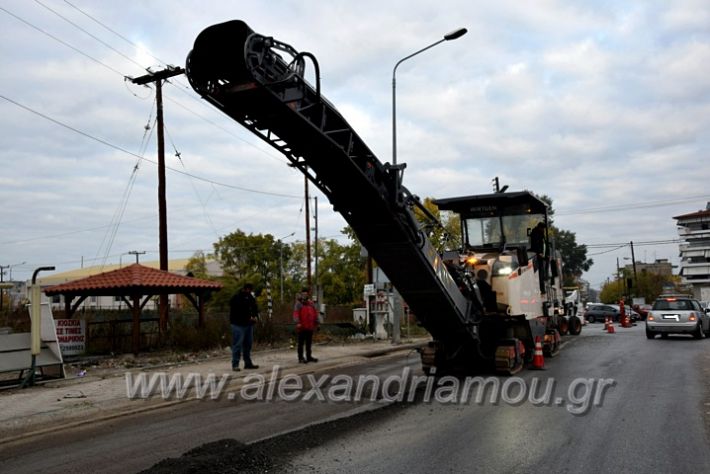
44, 264, 223, 295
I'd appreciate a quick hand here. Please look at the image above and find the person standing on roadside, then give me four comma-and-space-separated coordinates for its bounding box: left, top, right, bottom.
293, 288, 319, 363
229, 283, 259, 371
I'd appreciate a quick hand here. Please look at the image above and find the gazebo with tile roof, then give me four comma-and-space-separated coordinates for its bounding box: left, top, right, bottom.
44, 264, 223, 354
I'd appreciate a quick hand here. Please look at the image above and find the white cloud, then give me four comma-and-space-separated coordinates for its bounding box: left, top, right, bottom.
1, 0, 709, 290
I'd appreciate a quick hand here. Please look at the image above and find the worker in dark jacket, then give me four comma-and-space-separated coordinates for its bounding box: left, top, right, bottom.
293, 288, 319, 363
530, 222, 548, 293
229, 283, 259, 371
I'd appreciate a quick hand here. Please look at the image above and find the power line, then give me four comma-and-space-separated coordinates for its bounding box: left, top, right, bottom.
586, 239, 682, 249
14, 1, 288, 169
61, 0, 204, 108
0, 5, 125, 77
63, 0, 167, 67
33, 0, 148, 73
587, 245, 629, 257
557, 195, 710, 216
164, 123, 221, 239
0, 93, 301, 199
163, 93, 289, 166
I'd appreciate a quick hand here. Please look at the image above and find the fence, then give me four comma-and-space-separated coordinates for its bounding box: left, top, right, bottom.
86, 318, 161, 354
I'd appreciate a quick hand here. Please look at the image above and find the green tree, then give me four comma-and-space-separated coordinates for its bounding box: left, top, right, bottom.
538, 195, 593, 285
316, 238, 366, 305
185, 251, 210, 279
211, 230, 292, 310
554, 229, 593, 285
599, 278, 625, 303
284, 241, 308, 297
601, 269, 681, 304
411, 197, 461, 251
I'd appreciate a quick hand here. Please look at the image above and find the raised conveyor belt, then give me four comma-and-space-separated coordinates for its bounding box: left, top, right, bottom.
186, 20, 480, 346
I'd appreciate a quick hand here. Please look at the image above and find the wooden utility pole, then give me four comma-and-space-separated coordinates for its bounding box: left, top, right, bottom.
313, 196, 319, 300
128, 250, 146, 264
304, 175, 312, 290
130, 66, 184, 332
629, 241, 638, 297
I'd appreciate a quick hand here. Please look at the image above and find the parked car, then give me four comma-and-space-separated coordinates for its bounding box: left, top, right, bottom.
646, 295, 710, 339
584, 304, 639, 323
632, 303, 652, 321
584, 304, 619, 323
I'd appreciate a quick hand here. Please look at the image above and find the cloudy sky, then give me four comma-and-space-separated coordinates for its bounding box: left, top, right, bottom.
1, 0, 709, 291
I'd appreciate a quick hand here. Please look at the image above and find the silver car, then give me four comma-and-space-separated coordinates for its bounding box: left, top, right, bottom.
646, 296, 709, 339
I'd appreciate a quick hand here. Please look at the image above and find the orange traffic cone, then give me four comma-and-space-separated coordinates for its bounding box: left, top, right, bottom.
531, 336, 545, 370
607, 321, 615, 333
603, 317, 609, 331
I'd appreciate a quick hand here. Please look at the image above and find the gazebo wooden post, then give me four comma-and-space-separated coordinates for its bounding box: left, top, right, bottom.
132, 293, 141, 355
64, 297, 72, 319
198, 294, 205, 328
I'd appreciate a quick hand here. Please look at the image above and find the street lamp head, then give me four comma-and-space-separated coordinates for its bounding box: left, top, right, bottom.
444, 28, 467, 41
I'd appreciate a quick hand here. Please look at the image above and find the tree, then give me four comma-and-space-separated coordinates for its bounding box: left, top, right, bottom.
411, 197, 461, 251
316, 238, 367, 305
600, 269, 681, 304
185, 251, 210, 279
537, 195, 593, 285
211, 230, 292, 310
554, 229, 593, 285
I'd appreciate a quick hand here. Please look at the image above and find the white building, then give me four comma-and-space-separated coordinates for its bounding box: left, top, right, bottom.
675, 203, 710, 301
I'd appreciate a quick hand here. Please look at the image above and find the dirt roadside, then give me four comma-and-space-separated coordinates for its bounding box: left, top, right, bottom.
0, 338, 428, 444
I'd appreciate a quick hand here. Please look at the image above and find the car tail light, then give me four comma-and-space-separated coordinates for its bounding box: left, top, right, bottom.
689, 313, 697, 322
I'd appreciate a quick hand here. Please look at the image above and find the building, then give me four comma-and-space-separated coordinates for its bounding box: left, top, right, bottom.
674, 203, 710, 301
623, 259, 674, 277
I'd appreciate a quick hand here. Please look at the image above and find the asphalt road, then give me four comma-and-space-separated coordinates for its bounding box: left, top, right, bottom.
0, 351, 422, 474
2, 324, 710, 473
284, 324, 710, 473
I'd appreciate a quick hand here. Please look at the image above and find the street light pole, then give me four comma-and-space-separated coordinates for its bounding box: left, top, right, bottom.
390, 27, 467, 344
392, 27, 467, 166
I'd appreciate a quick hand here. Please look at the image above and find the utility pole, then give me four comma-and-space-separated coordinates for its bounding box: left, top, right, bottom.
128, 250, 146, 264
492, 176, 509, 194
130, 66, 184, 333
313, 196, 319, 302
630, 241, 638, 298
0, 265, 6, 313
304, 175, 312, 291
616, 257, 624, 300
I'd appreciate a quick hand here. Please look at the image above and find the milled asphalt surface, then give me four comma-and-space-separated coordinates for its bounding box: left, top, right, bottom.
0, 337, 428, 444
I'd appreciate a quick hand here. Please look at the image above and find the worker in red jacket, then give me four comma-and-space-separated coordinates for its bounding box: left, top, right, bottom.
619, 299, 628, 327
293, 288, 319, 363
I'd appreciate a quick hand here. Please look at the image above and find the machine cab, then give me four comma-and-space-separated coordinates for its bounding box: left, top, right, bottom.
435, 191, 549, 256
435, 191, 553, 318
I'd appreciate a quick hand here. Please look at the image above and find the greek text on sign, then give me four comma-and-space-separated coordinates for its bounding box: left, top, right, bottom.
55, 319, 86, 356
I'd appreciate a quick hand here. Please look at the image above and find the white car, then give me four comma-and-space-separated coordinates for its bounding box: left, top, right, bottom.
646, 296, 710, 339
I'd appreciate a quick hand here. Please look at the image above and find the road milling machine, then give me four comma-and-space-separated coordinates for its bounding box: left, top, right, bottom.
185, 20, 582, 374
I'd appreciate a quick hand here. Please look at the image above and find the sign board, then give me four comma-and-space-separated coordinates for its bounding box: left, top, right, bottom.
55, 319, 86, 356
